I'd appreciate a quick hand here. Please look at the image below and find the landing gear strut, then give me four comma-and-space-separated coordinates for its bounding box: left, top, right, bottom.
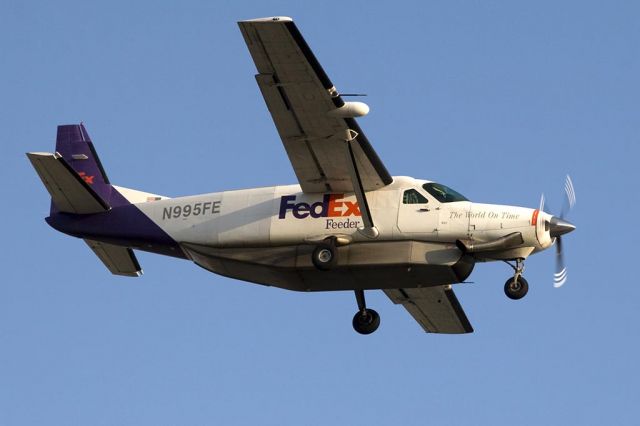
352, 289, 380, 335
503, 258, 529, 300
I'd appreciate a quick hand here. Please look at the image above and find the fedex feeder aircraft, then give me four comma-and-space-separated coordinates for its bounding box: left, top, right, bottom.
27, 17, 576, 335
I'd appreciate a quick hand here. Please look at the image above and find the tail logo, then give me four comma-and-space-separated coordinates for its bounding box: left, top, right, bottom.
78, 171, 95, 185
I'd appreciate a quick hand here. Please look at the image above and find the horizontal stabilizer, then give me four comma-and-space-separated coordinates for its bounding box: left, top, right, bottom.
85, 239, 142, 277
27, 152, 109, 214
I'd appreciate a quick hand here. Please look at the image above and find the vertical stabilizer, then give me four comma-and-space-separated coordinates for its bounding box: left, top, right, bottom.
56, 124, 109, 184
52, 124, 128, 209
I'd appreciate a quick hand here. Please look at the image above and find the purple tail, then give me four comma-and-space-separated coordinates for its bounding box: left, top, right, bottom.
55, 124, 109, 187
53, 124, 128, 211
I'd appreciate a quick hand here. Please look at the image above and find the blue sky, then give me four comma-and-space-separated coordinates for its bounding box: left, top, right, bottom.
2, 1, 639, 424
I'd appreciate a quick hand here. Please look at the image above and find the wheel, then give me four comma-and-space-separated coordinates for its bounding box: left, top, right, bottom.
352, 308, 380, 335
312, 244, 336, 270
504, 276, 529, 300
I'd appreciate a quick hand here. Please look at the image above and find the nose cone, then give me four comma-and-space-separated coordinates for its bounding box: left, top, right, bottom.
550, 216, 576, 237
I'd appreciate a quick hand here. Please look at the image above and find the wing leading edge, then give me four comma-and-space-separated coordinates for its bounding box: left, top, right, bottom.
384, 286, 474, 334
238, 17, 392, 193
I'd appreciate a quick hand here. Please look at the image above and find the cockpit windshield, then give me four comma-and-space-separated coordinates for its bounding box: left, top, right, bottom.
422, 182, 469, 203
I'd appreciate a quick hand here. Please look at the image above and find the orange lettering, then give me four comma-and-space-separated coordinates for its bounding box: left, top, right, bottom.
343, 201, 361, 216
328, 194, 344, 217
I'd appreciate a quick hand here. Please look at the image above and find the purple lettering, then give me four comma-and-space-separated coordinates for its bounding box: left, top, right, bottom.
279, 195, 297, 219
310, 199, 327, 218
293, 202, 310, 219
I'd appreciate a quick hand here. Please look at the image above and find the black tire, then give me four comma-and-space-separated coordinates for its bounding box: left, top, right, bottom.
504, 276, 529, 300
312, 244, 336, 271
352, 309, 380, 335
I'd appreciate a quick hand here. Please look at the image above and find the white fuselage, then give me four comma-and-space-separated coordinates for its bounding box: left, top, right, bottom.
135, 176, 554, 259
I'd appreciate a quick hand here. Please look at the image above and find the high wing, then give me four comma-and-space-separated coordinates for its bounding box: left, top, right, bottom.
384, 286, 474, 334
238, 17, 393, 194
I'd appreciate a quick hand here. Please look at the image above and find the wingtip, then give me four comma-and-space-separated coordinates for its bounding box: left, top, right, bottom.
117, 270, 143, 277
239, 16, 293, 23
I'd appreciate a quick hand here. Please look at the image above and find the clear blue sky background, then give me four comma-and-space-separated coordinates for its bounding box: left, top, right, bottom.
2, 1, 638, 425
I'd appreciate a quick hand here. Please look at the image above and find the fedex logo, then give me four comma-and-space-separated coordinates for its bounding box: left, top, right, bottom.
78, 171, 95, 185
279, 194, 361, 219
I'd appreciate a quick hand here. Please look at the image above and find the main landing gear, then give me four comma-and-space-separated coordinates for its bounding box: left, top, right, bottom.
503, 258, 529, 300
310, 241, 380, 334
312, 239, 336, 271
352, 289, 380, 335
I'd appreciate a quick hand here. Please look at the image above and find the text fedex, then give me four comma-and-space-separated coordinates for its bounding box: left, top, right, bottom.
279, 194, 361, 219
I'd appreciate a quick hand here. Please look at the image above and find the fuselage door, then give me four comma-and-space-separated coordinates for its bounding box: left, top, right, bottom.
420, 182, 472, 240
396, 188, 438, 235
437, 201, 472, 240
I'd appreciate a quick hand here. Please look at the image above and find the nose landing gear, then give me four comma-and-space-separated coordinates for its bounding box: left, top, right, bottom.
352, 289, 380, 334
503, 258, 529, 300
504, 276, 529, 299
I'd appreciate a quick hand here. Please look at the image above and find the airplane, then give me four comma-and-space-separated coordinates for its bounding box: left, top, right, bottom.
27, 16, 576, 335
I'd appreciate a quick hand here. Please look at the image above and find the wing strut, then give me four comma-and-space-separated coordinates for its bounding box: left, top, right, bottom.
344, 130, 378, 238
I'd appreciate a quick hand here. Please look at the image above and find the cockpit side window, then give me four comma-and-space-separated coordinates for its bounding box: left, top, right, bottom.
403, 189, 428, 204
422, 182, 469, 203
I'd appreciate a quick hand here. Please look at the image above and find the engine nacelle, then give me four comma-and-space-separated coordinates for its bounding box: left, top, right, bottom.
327, 101, 370, 118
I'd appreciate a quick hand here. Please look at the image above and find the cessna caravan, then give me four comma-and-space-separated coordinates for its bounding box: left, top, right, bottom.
27, 17, 576, 334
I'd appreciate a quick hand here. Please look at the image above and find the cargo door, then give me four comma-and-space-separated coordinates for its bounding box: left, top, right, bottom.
397, 188, 438, 236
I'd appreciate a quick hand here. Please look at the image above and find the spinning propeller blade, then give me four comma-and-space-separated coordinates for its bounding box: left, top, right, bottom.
554, 237, 567, 288
561, 175, 576, 218
551, 175, 576, 288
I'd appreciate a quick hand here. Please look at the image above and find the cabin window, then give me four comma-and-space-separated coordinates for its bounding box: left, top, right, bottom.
422, 182, 469, 203
403, 189, 428, 204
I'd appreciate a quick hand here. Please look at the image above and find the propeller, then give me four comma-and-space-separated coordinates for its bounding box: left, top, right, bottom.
554, 236, 567, 287
549, 175, 576, 288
